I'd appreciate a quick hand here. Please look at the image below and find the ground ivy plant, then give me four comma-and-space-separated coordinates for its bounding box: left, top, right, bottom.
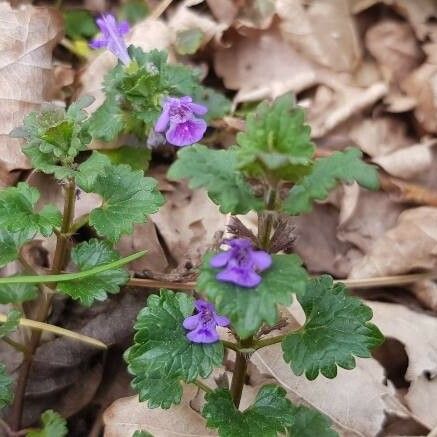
125, 93, 385, 436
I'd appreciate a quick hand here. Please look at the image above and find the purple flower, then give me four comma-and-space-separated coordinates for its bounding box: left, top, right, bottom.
155, 96, 208, 147
183, 299, 230, 344
90, 14, 131, 65
210, 239, 272, 288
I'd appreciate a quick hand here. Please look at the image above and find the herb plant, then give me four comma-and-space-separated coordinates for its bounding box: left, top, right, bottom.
0, 13, 384, 436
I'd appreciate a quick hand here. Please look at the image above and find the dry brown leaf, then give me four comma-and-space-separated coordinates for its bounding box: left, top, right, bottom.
103, 386, 215, 436
253, 345, 411, 436
367, 300, 437, 428
277, 0, 362, 72
206, 0, 239, 26
365, 19, 423, 82
402, 63, 437, 134
373, 141, 436, 179
234, 0, 276, 31
410, 280, 437, 312
0, 3, 62, 177
169, 1, 227, 49
348, 116, 413, 157
214, 28, 318, 104
349, 207, 437, 279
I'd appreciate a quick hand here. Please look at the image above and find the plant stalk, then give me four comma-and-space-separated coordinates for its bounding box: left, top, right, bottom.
230, 337, 253, 407
10, 178, 76, 430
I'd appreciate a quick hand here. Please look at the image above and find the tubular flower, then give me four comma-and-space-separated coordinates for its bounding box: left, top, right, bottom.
210, 238, 272, 288
183, 299, 230, 344
90, 14, 131, 65
155, 96, 207, 147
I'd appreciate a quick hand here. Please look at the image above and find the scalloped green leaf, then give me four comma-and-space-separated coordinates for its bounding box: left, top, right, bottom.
282, 275, 384, 380
0, 183, 61, 236
283, 148, 379, 215
236, 94, 315, 182
26, 410, 68, 437
0, 229, 35, 268
125, 290, 224, 409
168, 144, 263, 214
57, 239, 129, 306
0, 310, 21, 338
0, 363, 13, 410
287, 404, 338, 437
202, 385, 294, 437
197, 253, 309, 339
0, 283, 38, 304
81, 163, 164, 243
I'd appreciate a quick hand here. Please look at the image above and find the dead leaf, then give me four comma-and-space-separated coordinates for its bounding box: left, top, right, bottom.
365, 19, 423, 82
103, 386, 215, 436
206, 0, 239, 26
349, 207, 437, 279
410, 280, 437, 312
0, 3, 62, 176
253, 345, 411, 436
373, 141, 436, 179
367, 300, 437, 428
277, 0, 362, 72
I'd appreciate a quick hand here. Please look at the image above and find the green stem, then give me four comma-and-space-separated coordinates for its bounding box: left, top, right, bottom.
221, 340, 239, 352
258, 186, 277, 250
253, 333, 287, 350
193, 379, 213, 394
10, 179, 77, 430
2, 337, 29, 357
230, 337, 253, 407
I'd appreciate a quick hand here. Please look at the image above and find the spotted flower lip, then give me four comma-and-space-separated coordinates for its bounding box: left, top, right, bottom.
90, 13, 131, 65
155, 96, 208, 147
183, 299, 229, 344
210, 238, 272, 288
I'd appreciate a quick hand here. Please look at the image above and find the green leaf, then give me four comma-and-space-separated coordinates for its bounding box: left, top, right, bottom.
83, 163, 164, 242
76, 151, 112, 192
119, 0, 149, 24
168, 145, 263, 214
0, 309, 21, 338
282, 275, 384, 380
26, 410, 68, 437
57, 239, 129, 306
0, 283, 38, 304
64, 9, 98, 40
87, 97, 125, 142
13, 99, 92, 177
202, 384, 294, 437
100, 146, 151, 171
175, 28, 204, 55
283, 148, 380, 215
0, 183, 61, 236
236, 93, 315, 182
132, 431, 153, 437
0, 229, 34, 267
287, 405, 338, 437
125, 290, 224, 408
0, 363, 13, 409
191, 86, 231, 121
198, 253, 309, 339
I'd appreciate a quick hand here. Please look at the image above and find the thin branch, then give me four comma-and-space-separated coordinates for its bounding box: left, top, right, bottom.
1, 337, 29, 356
150, 0, 174, 19
193, 379, 213, 393
221, 340, 239, 352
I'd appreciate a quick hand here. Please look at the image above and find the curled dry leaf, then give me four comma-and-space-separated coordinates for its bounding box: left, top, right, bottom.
372, 141, 436, 180
365, 19, 423, 82
206, 0, 238, 26
103, 386, 214, 437
349, 207, 437, 279
253, 344, 411, 436
0, 3, 62, 177
277, 0, 362, 72
367, 300, 437, 428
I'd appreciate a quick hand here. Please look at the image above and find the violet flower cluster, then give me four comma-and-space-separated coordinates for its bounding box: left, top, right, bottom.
183, 299, 229, 344
155, 96, 208, 147
90, 14, 131, 65
210, 238, 272, 288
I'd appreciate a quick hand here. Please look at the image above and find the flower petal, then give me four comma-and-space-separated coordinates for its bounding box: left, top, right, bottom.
155, 106, 170, 132
210, 251, 231, 268
118, 20, 130, 35
182, 313, 201, 330
89, 38, 107, 49
194, 299, 211, 312
189, 102, 208, 115
187, 325, 219, 344
251, 251, 272, 271
166, 118, 207, 147
213, 313, 230, 327
217, 267, 261, 288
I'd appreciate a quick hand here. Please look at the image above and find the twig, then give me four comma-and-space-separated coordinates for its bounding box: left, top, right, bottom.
193, 379, 213, 393
149, 0, 174, 19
